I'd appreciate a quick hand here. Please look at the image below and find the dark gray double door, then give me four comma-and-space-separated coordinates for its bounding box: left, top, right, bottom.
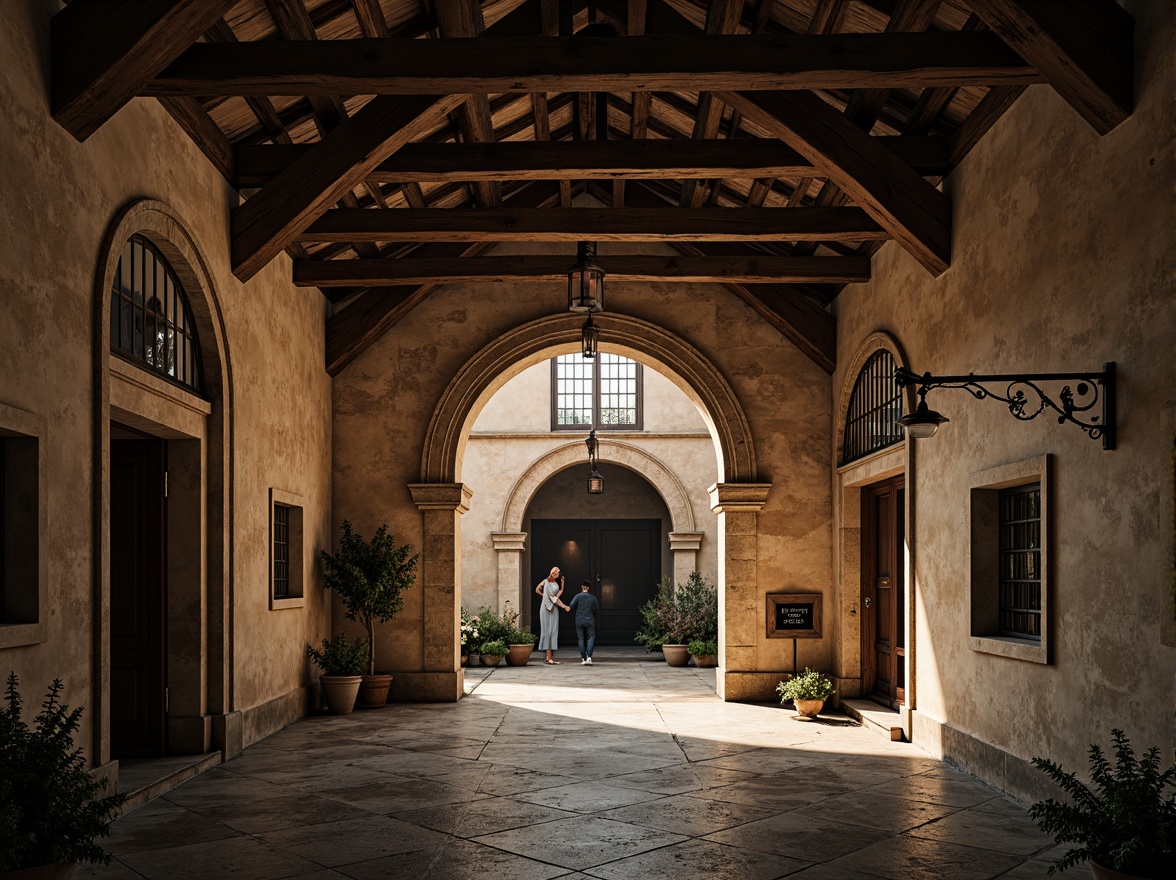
530, 519, 660, 646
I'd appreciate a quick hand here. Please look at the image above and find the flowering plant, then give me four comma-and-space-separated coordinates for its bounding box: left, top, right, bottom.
459, 610, 480, 652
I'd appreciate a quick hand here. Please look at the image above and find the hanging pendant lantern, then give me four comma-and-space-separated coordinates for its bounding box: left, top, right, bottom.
567, 241, 604, 313
581, 314, 600, 359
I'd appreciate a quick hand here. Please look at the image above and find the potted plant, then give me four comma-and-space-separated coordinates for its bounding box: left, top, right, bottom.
1029, 729, 1174, 878
506, 629, 537, 666
777, 668, 836, 718
0, 674, 128, 879
475, 605, 515, 667
479, 640, 508, 667
460, 610, 480, 666
320, 521, 418, 708
636, 573, 717, 668
306, 634, 367, 715
688, 638, 718, 668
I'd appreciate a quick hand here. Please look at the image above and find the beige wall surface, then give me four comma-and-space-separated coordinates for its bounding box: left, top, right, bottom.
832, 0, 1174, 794
333, 237, 834, 690
0, 2, 333, 759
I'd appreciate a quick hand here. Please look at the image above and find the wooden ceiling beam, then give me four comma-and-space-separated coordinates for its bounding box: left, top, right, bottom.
230, 93, 465, 281
718, 89, 951, 275
966, 0, 1132, 135
298, 206, 891, 243
293, 255, 872, 286
145, 32, 1044, 96
51, 0, 239, 141
232, 136, 950, 187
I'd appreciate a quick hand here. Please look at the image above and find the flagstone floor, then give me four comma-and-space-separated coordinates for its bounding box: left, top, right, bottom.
80, 654, 1083, 880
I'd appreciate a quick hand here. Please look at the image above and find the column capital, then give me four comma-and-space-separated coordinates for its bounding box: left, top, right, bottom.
709, 482, 771, 513
409, 483, 473, 513
491, 531, 527, 552
668, 531, 704, 552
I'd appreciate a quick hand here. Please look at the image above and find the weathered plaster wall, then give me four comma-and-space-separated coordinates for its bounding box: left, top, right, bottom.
0, 2, 333, 759
832, 0, 1174, 798
460, 361, 717, 617
333, 235, 834, 695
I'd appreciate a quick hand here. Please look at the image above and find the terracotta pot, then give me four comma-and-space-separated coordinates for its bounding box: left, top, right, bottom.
467, 652, 481, 666
0, 863, 76, 880
356, 673, 393, 708
319, 674, 362, 715
692, 654, 718, 668
1091, 861, 1154, 880
483, 654, 504, 667
662, 644, 690, 667
506, 644, 534, 666
460, 653, 469, 666
794, 698, 825, 717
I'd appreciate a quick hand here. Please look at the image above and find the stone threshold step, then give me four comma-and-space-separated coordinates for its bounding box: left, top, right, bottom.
842, 698, 905, 741
117, 751, 222, 813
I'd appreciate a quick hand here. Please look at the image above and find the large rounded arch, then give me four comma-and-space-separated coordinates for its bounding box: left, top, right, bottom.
421, 313, 757, 485
92, 199, 234, 763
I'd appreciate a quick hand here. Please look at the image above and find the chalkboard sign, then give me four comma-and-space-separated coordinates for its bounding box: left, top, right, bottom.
766, 593, 822, 639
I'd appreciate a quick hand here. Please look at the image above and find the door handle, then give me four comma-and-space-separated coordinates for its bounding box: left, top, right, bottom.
864, 597, 872, 608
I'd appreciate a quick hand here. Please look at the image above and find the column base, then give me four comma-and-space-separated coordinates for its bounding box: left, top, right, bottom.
717, 669, 786, 702
391, 671, 464, 702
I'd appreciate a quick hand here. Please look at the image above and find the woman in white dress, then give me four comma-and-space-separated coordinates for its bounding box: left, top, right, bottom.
535, 566, 569, 664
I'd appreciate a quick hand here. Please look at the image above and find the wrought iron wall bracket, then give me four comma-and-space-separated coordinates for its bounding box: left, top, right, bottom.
894, 362, 1116, 450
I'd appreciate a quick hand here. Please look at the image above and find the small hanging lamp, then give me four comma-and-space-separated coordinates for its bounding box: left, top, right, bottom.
568, 241, 604, 314
581, 314, 600, 359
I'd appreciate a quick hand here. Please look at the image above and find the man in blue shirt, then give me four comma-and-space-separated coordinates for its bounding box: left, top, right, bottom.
566, 581, 600, 665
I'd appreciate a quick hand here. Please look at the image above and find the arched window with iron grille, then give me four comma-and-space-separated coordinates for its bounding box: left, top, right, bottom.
842, 350, 903, 465
110, 234, 204, 395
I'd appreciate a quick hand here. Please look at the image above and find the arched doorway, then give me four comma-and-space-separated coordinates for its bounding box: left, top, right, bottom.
413, 313, 769, 701
93, 200, 234, 763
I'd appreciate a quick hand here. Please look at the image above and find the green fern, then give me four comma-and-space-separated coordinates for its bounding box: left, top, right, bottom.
1029, 729, 1175, 877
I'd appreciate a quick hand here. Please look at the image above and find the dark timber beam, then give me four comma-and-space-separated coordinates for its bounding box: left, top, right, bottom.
233, 137, 950, 187
293, 255, 872, 286
230, 94, 465, 281
145, 33, 1044, 96
52, 0, 239, 141
298, 207, 891, 243
967, 0, 1132, 135
718, 90, 951, 275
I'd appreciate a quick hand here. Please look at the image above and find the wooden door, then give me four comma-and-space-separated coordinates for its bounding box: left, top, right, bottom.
861, 476, 905, 708
531, 519, 660, 646
110, 438, 167, 757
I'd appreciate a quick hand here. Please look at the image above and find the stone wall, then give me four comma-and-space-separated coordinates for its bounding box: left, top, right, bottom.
831, 0, 1174, 799
0, 1, 333, 762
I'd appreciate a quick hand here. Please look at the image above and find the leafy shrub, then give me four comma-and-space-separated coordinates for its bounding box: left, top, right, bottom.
0, 675, 128, 872
777, 668, 835, 703
1029, 729, 1175, 877
479, 640, 508, 658
688, 638, 718, 657
474, 604, 519, 646
509, 629, 537, 646
635, 572, 718, 650
306, 634, 368, 677
460, 610, 481, 652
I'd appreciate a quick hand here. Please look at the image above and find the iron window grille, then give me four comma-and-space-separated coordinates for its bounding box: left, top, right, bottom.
551, 353, 642, 431
843, 350, 904, 464
273, 504, 290, 601
998, 483, 1042, 640
110, 235, 204, 395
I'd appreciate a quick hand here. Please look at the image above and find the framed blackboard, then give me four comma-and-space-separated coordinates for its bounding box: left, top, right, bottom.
766, 593, 822, 639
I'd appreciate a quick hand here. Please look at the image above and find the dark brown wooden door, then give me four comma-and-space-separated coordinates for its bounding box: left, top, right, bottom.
531, 519, 660, 646
862, 475, 905, 709
110, 438, 167, 757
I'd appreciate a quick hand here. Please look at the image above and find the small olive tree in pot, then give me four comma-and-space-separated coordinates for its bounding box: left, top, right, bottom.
321, 520, 418, 708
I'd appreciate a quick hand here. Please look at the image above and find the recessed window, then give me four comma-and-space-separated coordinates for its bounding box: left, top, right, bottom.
843, 350, 903, 465
969, 456, 1050, 664
270, 490, 304, 609
1, 403, 46, 648
111, 235, 204, 395
551, 353, 642, 431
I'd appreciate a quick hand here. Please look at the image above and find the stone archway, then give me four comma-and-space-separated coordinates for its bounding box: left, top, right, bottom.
411, 312, 770, 702
490, 440, 704, 612
93, 199, 236, 764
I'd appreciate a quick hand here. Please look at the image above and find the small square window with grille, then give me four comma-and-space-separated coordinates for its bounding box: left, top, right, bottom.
998, 483, 1041, 640
552, 354, 642, 431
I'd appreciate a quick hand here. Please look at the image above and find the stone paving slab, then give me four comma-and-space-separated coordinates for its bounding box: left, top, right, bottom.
78, 659, 1069, 880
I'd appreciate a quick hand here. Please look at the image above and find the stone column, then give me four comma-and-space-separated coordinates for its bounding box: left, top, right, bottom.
709, 482, 771, 701
408, 483, 472, 702
491, 531, 527, 615
668, 531, 704, 585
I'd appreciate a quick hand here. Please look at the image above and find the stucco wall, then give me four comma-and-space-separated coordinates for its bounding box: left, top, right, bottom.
0, 2, 333, 760
831, 0, 1174, 797
333, 236, 834, 690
